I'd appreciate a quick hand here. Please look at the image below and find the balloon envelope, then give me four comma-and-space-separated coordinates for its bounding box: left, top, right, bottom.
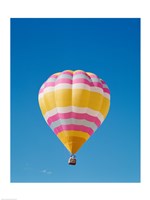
38, 70, 110, 154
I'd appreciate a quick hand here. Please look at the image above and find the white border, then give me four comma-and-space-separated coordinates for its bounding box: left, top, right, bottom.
0, 17, 10, 184
0, 0, 150, 200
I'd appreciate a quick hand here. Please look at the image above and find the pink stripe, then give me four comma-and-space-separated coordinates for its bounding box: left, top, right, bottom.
73, 79, 104, 89
101, 80, 106, 84
39, 88, 44, 93
74, 71, 87, 75
47, 112, 101, 126
103, 88, 110, 94
62, 71, 94, 79
44, 82, 55, 87
56, 78, 72, 84
88, 74, 98, 78
72, 78, 91, 87
39, 78, 110, 94
54, 124, 94, 135
62, 71, 73, 76
41, 79, 102, 88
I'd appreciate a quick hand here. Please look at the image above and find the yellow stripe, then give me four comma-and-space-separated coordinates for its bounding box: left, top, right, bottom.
39, 89, 110, 117
67, 70, 73, 73
57, 130, 90, 154
57, 130, 90, 140
86, 72, 95, 76
54, 72, 61, 76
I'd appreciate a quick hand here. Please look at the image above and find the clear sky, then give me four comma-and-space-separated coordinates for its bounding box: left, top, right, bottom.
11, 18, 140, 182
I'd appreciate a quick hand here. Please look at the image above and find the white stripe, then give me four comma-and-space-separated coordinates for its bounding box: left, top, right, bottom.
47, 77, 57, 82
39, 83, 110, 100
40, 84, 45, 89
56, 74, 72, 80
73, 74, 92, 82
103, 93, 110, 99
50, 118, 98, 132
44, 106, 104, 123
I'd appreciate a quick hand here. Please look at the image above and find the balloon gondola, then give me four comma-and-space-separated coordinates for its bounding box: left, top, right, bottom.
38, 70, 110, 165
68, 154, 76, 165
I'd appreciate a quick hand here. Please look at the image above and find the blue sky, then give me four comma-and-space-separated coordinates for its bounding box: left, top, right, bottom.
11, 18, 140, 182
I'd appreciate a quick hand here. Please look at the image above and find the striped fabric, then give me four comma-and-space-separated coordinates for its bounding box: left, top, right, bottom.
38, 70, 110, 154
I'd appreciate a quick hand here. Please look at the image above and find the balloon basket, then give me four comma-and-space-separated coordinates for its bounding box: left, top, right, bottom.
68, 155, 76, 165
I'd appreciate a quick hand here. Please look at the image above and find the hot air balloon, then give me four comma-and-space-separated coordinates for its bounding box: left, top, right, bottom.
38, 70, 110, 165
